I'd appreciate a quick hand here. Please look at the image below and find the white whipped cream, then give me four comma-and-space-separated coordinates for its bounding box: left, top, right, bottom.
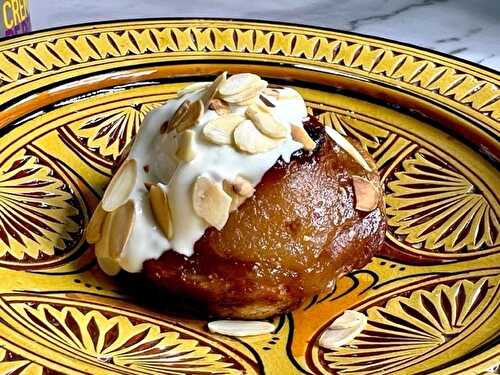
117, 84, 308, 273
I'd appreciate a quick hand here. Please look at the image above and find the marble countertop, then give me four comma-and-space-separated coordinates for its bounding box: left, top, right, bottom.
30, 0, 500, 71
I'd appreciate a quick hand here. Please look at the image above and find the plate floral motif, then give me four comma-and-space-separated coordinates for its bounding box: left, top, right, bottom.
0, 148, 82, 263
0, 19, 498, 374
316, 277, 499, 374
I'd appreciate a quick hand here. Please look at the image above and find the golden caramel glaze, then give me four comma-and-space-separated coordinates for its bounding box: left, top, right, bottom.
142, 118, 386, 319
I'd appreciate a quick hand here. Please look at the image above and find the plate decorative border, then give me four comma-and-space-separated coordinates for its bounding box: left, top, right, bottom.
0, 19, 498, 375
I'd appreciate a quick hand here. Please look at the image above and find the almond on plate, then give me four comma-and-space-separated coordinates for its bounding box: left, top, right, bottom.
218, 73, 261, 97
324, 126, 372, 172
223, 177, 255, 212
202, 72, 227, 107
203, 114, 245, 145
101, 158, 137, 212
318, 310, 367, 349
85, 203, 108, 244
208, 98, 230, 115
108, 200, 136, 259
175, 99, 204, 133
177, 81, 211, 96
352, 176, 379, 212
193, 175, 232, 230
291, 125, 316, 151
149, 184, 174, 240
175, 129, 197, 162
234, 120, 281, 154
245, 104, 288, 139
208, 320, 275, 337
162, 99, 190, 134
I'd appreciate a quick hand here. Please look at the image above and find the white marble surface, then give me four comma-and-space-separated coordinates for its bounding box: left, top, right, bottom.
30, 0, 500, 71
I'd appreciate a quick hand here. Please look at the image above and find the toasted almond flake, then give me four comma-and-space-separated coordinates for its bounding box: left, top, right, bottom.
219, 73, 261, 96
237, 97, 257, 106
193, 176, 232, 230
162, 100, 190, 134
208, 320, 275, 337
208, 98, 230, 115
202, 72, 227, 107
176, 99, 204, 133
223, 180, 247, 212
291, 125, 316, 151
223, 177, 254, 212
95, 214, 121, 276
263, 88, 279, 98
177, 81, 211, 96
246, 104, 288, 139
233, 176, 255, 197
318, 310, 367, 349
97, 256, 121, 276
101, 159, 137, 212
276, 88, 300, 100
324, 126, 372, 172
332, 310, 367, 329
234, 120, 281, 154
85, 203, 108, 244
222, 80, 267, 104
108, 200, 135, 259
149, 184, 174, 239
175, 129, 197, 162
94, 213, 112, 258
352, 176, 379, 211
203, 114, 245, 145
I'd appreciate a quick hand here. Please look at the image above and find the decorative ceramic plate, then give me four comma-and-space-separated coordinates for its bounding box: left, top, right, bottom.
0, 19, 498, 375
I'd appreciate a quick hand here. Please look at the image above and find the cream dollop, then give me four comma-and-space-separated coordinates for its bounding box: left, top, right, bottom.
102, 77, 309, 273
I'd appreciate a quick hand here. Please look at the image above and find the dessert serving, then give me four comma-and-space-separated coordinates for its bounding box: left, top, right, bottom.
85, 72, 386, 321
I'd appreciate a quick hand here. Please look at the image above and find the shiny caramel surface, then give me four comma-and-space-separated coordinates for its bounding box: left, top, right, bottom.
143, 118, 386, 318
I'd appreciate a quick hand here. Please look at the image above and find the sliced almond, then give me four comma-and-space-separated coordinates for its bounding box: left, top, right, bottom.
234, 120, 281, 154
203, 114, 245, 145
94, 213, 112, 258
101, 159, 137, 212
263, 88, 279, 98
222, 80, 267, 104
208, 320, 275, 337
175, 129, 197, 162
176, 99, 204, 133
208, 98, 230, 115
95, 214, 121, 276
223, 177, 254, 212
202, 72, 227, 107
223, 181, 246, 212
177, 81, 211, 96
232, 176, 255, 197
85, 203, 108, 244
237, 97, 257, 106
162, 100, 190, 134
192, 175, 232, 230
219, 73, 261, 97
319, 310, 367, 349
291, 125, 316, 151
325, 127, 372, 172
245, 104, 288, 139
332, 310, 367, 329
149, 184, 174, 240
276, 88, 300, 100
352, 176, 379, 212
97, 256, 121, 276
108, 200, 135, 259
